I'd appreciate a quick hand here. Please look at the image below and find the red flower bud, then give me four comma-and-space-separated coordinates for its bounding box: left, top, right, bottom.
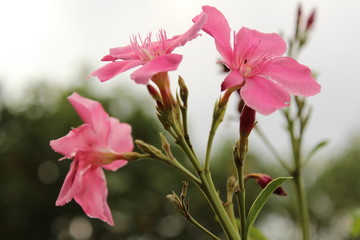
246, 173, 287, 196
257, 174, 287, 196
239, 105, 256, 138
306, 9, 316, 31
147, 84, 162, 102
296, 4, 302, 26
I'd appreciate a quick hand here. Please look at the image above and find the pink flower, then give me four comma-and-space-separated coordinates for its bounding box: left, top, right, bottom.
50, 92, 133, 225
89, 13, 208, 85
194, 6, 321, 115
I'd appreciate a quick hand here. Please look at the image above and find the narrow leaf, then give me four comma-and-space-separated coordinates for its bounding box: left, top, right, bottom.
245, 177, 292, 238
304, 140, 328, 165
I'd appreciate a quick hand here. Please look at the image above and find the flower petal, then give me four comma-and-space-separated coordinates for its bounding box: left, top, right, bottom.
234, 27, 286, 62
130, 54, 182, 84
241, 76, 290, 115
50, 124, 95, 158
167, 12, 208, 53
261, 57, 321, 96
74, 167, 114, 225
108, 45, 140, 60
194, 6, 232, 63
88, 60, 144, 82
102, 118, 133, 171
221, 70, 244, 91
56, 158, 90, 206
68, 93, 110, 144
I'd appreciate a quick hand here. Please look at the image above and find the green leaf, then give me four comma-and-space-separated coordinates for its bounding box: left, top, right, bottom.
245, 177, 292, 238
249, 227, 268, 240
304, 140, 328, 164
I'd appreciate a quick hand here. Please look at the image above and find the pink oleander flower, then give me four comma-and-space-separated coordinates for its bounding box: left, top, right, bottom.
194, 6, 321, 115
50, 92, 133, 225
89, 12, 208, 85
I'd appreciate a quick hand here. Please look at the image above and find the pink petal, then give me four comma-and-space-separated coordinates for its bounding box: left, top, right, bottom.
241, 76, 290, 115
130, 54, 182, 84
89, 60, 144, 82
221, 70, 244, 91
194, 6, 232, 64
102, 160, 127, 172
167, 12, 208, 53
103, 118, 133, 171
74, 167, 114, 225
56, 158, 90, 206
107, 118, 133, 153
261, 57, 321, 96
68, 93, 110, 144
234, 27, 286, 62
108, 46, 140, 60
50, 124, 95, 158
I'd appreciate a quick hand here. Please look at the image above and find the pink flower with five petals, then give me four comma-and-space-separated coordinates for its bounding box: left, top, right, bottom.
50, 92, 133, 225
194, 6, 321, 115
89, 12, 208, 85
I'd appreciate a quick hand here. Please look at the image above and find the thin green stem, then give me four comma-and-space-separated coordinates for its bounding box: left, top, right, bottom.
205, 102, 227, 171
169, 102, 238, 239
168, 160, 201, 186
236, 163, 246, 240
285, 104, 311, 240
233, 139, 248, 240
254, 126, 291, 173
199, 171, 240, 240
204, 124, 217, 171
187, 215, 221, 240
174, 130, 238, 239
293, 170, 310, 240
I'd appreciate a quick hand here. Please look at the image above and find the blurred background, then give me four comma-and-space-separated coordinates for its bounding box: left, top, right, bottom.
1, 0, 360, 239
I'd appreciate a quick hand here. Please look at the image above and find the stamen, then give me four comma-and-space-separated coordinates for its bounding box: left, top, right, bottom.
129, 30, 169, 60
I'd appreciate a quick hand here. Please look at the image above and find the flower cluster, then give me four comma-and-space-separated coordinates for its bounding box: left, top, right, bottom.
51, 5, 321, 232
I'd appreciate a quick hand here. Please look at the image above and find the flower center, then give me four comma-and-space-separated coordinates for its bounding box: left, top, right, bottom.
130, 30, 168, 61
237, 43, 272, 78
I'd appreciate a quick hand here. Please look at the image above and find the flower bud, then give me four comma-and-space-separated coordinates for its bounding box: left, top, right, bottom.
306, 9, 316, 32
239, 105, 256, 138
295, 4, 302, 38
246, 173, 287, 196
178, 76, 188, 106
147, 84, 162, 102
135, 139, 167, 160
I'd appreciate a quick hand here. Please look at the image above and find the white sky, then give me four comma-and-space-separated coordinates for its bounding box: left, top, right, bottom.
1, 0, 360, 163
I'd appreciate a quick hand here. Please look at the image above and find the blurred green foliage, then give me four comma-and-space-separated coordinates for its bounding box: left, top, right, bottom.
0, 81, 359, 240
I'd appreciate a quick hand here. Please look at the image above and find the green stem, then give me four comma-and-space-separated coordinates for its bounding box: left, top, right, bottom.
254, 126, 291, 173
236, 162, 246, 240
168, 160, 201, 186
187, 214, 221, 240
205, 102, 227, 171
175, 133, 238, 239
204, 123, 217, 171
199, 171, 240, 240
286, 107, 311, 240
233, 139, 248, 240
293, 170, 310, 240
